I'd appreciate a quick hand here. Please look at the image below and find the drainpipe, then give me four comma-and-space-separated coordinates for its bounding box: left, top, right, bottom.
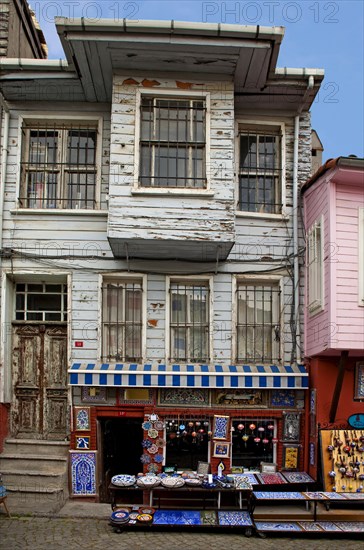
293, 75, 314, 365
0, 93, 9, 256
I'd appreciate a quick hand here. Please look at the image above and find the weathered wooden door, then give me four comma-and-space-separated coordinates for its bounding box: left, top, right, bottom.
11, 324, 68, 440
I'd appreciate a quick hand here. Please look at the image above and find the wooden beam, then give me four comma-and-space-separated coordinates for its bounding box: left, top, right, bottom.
329, 350, 349, 423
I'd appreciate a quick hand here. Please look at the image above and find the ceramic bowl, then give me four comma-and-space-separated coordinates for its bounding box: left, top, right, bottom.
111, 474, 136, 487
161, 476, 185, 488
136, 475, 161, 488
184, 478, 202, 486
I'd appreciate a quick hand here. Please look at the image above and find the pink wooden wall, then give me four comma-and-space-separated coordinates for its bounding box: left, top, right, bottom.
303, 166, 364, 356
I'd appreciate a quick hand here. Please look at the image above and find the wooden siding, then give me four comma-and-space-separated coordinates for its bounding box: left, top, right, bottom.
107, 77, 236, 250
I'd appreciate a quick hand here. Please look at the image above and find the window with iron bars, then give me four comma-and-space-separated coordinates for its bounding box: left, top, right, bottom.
15, 283, 67, 322
102, 280, 143, 362
236, 282, 281, 363
20, 123, 97, 209
140, 97, 206, 188
170, 282, 210, 362
238, 130, 282, 214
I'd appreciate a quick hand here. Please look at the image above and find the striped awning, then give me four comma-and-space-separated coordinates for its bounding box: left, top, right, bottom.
68, 363, 308, 389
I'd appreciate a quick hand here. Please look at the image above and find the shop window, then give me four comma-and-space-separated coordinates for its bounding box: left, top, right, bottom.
169, 280, 210, 362
165, 418, 210, 471
238, 126, 282, 214
231, 419, 276, 470
235, 281, 280, 363
102, 279, 143, 362
307, 217, 324, 314
15, 282, 67, 321
19, 122, 99, 209
139, 96, 206, 188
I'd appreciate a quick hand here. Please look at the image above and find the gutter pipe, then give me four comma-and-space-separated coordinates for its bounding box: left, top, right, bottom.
0, 92, 9, 255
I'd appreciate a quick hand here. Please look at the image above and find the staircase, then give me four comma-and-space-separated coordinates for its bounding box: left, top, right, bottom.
0, 439, 70, 514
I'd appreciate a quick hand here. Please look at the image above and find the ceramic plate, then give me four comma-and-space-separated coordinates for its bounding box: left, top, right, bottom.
111, 474, 136, 487
137, 513, 153, 523
161, 477, 185, 488
184, 478, 202, 486
136, 475, 161, 488
139, 506, 156, 515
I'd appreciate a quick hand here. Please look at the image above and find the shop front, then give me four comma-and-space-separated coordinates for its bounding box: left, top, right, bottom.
68, 363, 309, 501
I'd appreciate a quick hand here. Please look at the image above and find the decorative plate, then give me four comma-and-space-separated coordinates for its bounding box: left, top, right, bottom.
154, 420, 165, 431
136, 513, 153, 523
154, 453, 164, 463
141, 439, 152, 449
148, 444, 158, 454
110, 511, 130, 524
142, 421, 152, 430
161, 477, 185, 488
147, 463, 159, 473
148, 428, 158, 439
184, 478, 202, 486
111, 475, 136, 487
139, 506, 156, 515
136, 475, 161, 488
156, 438, 166, 447
140, 454, 151, 464
129, 512, 139, 520
114, 507, 131, 514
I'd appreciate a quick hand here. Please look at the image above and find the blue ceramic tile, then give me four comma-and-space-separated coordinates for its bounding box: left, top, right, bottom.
282, 472, 314, 483
70, 451, 96, 496
153, 510, 201, 525
255, 521, 302, 532
218, 511, 253, 526
253, 491, 305, 500
335, 522, 364, 532
316, 521, 343, 532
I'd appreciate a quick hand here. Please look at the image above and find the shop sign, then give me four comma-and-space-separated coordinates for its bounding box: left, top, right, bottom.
347, 413, 364, 429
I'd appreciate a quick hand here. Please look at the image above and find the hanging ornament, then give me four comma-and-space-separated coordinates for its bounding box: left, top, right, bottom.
195, 421, 201, 427
262, 438, 269, 445
249, 423, 256, 431
237, 423, 244, 431
191, 431, 197, 438
267, 424, 274, 431
258, 426, 265, 432
272, 438, 279, 444
179, 424, 185, 431
254, 437, 261, 443
198, 429, 204, 434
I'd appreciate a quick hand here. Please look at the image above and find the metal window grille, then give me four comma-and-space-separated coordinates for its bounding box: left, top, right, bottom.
140, 97, 206, 188
236, 283, 281, 363
238, 131, 282, 213
308, 221, 323, 311
102, 281, 143, 362
15, 283, 68, 322
170, 282, 209, 362
20, 124, 97, 209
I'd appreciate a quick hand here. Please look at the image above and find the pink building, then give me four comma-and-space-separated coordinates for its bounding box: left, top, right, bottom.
301, 156, 364, 481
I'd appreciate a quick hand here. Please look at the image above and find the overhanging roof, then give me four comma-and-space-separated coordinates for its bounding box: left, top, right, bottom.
68, 363, 308, 389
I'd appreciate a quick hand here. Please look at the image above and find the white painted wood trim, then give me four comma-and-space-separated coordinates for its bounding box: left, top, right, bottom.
359, 208, 364, 306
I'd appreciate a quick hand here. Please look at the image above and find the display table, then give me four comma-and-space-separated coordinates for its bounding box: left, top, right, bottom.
108, 483, 253, 512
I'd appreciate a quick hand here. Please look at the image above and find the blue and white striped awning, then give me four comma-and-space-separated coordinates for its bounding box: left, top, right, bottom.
68, 363, 308, 389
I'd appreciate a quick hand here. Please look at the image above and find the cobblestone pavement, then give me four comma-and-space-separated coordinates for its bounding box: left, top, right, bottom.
0, 517, 363, 550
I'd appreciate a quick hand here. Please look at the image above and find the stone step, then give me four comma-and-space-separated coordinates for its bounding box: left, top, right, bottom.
3, 438, 70, 456
1, 469, 67, 489
5, 488, 68, 515
0, 454, 68, 472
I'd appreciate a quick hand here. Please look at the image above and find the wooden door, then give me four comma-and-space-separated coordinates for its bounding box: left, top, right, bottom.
11, 324, 68, 440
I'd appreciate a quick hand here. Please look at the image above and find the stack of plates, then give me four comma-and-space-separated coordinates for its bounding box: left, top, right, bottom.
110, 510, 130, 525
111, 474, 136, 487
184, 478, 202, 486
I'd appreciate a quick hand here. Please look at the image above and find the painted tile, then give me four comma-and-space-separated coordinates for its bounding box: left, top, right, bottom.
256, 473, 286, 485
255, 521, 302, 532
200, 510, 217, 525
70, 451, 96, 496
298, 522, 324, 532
303, 492, 329, 500
341, 493, 364, 500
316, 521, 343, 532
153, 510, 201, 525
320, 492, 346, 500
282, 472, 315, 484
253, 491, 305, 500
234, 473, 257, 485
218, 511, 253, 526
334, 522, 364, 532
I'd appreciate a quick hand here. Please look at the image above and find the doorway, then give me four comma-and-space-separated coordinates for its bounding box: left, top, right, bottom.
100, 417, 143, 502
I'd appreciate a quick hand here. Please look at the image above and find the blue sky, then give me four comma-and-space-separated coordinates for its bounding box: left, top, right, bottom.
33, 0, 364, 161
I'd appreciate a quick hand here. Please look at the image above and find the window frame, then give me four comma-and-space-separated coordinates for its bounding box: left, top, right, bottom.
134, 89, 211, 195
100, 274, 147, 363
16, 114, 103, 211
359, 208, 364, 306
232, 275, 283, 365
166, 275, 213, 363
235, 120, 286, 218
307, 216, 324, 315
